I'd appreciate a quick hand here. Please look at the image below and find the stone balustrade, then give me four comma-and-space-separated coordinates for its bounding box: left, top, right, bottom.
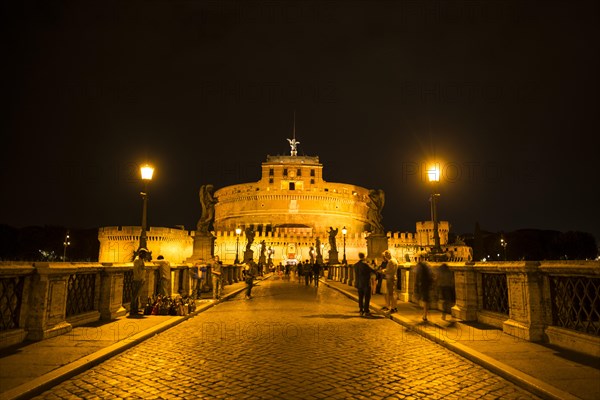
0, 261, 239, 350
2, 260, 598, 356
332, 260, 600, 356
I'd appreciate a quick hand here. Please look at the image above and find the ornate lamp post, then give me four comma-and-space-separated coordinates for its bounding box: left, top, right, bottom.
342, 226, 347, 264
500, 236, 508, 261
235, 227, 241, 264
427, 164, 442, 254
139, 164, 154, 252
63, 230, 70, 261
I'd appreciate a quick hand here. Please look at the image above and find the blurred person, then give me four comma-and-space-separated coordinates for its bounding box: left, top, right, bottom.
211, 255, 223, 300
131, 248, 149, 315
415, 261, 434, 321
156, 255, 171, 298
437, 263, 455, 322
381, 250, 399, 313
244, 258, 259, 299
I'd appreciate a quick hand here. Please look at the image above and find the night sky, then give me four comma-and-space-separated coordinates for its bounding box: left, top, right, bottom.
3, 1, 599, 244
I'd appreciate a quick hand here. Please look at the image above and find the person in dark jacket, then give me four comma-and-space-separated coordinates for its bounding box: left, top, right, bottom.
312, 261, 322, 287
244, 258, 258, 299
415, 261, 433, 321
354, 252, 375, 317
437, 263, 455, 321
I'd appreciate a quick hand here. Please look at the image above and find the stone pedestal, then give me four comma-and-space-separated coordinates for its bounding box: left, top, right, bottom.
244, 250, 254, 263
26, 266, 73, 341
99, 269, 127, 320
366, 234, 388, 259
328, 250, 339, 265
452, 263, 478, 321
187, 233, 215, 262
502, 262, 546, 341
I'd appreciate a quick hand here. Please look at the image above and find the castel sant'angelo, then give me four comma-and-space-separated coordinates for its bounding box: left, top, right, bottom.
98, 138, 472, 265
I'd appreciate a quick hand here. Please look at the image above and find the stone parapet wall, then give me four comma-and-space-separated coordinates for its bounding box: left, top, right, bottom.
329, 260, 600, 356
2, 260, 598, 355
0, 261, 241, 349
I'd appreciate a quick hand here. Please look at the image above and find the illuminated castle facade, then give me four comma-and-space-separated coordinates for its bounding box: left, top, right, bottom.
214, 154, 373, 236
98, 140, 472, 264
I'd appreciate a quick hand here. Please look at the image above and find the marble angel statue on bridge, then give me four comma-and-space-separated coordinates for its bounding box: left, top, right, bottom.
196, 184, 217, 234
367, 189, 385, 234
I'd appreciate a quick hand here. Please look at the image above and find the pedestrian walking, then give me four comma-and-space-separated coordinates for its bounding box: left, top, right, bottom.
244, 258, 258, 299
131, 248, 149, 316
211, 255, 223, 300
312, 261, 322, 287
303, 261, 312, 286
381, 250, 398, 313
437, 263, 455, 321
415, 261, 433, 321
375, 259, 386, 294
198, 263, 207, 298
156, 255, 171, 298
354, 252, 374, 316
190, 259, 203, 299
370, 260, 377, 295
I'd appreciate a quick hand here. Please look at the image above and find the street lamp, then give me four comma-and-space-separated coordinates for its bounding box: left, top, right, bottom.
139, 164, 154, 253
500, 236, 508, 261
63, 230, 70, 261
427, 164, 442, 254
342, 226, 347, 264
235, 227, 241, 264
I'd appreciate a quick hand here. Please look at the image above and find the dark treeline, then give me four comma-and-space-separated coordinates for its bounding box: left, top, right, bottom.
462, 224, 598, 261
0, 225, 99, 262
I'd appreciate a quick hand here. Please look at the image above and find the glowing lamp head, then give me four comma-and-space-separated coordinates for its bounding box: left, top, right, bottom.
427, 164, 440, 182
235, 228, 242, 235
140, 164, 154, 181
342, 226, 347, 236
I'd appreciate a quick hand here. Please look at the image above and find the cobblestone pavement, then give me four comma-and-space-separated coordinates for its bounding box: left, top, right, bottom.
32, 277, 541, 399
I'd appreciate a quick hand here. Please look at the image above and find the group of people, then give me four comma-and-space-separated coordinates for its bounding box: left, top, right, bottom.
206, 254, 259, 301
353, 250, 455, 321
296, 260, 323, 287
131, 248, 456, 323
130, 249, 172, 316
354, 250, 399, 317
